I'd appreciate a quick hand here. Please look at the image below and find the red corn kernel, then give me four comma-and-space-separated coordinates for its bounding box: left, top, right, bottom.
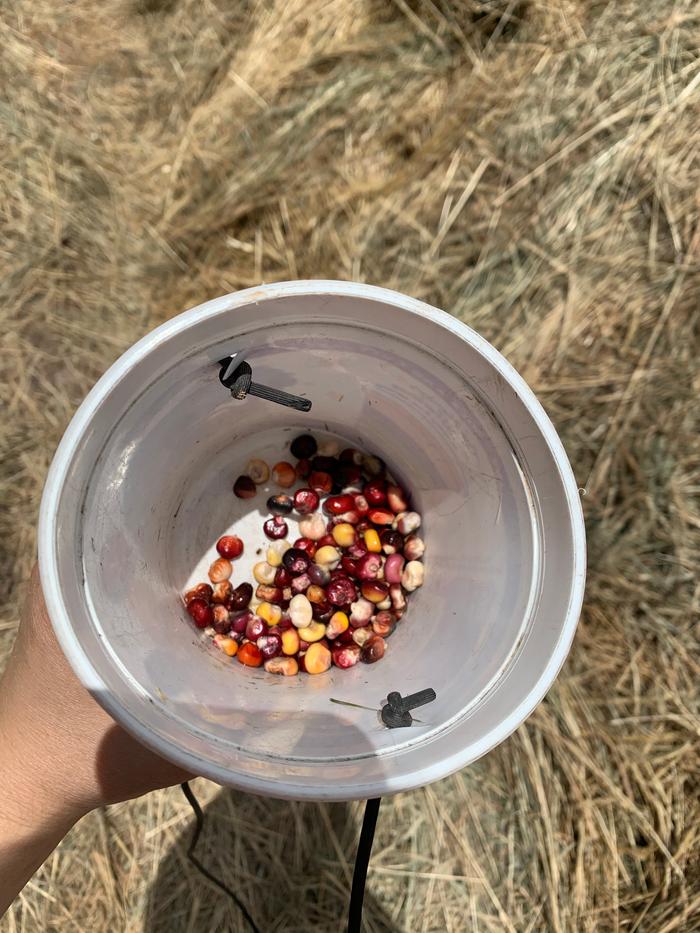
356, 553, 382, 580
317, 533, 336, 548
312, 599, 332, 621
386, 485, 409, 513
356, 519, 370, 534
353, 494, 369, 516
363, 480, 387, 506
267, 494, 294, 515
187, 598, 213, 629
211, 580, 233, 604
389, 584, 406, 612
307, 562, 330, 586
295, 457, 311, 479
226, 582, 253, 612
403, 535, 425, 560
350, 597, 374, 627
309, 470, 333, 494
184, 583, 213, 605
212, 605, 232, 633
326, 576, 358, 607
397, 511, 421, 535
294, 537, 318, 558
272, 461, 296, 488
372, 610, 396, 638
264, 516, 289, 540
291, 573, 312, 594
274, 566, 293, 587
237, 642, 264, 667
324, 494, 356, 515
361, 634, 386, 663
332, 644, 361, 669
256, 584, 285, 604
380, 529, 403, 554
368, 508, 394, 526
290, 434, 318, 460
230, 610, 253, 634
337, 510, 361, 525
332, 628, 355, 646
233, 475, 257, 498
384, 553, 405, 584
282, 547, 311, 574
216, 535, 244, 559
293, 487, 320, 514
341, 555, 360, 577
257, 632, 282, 659
347, 541, 368, 559
361, 581, 389, 604
246, 616, 268, 641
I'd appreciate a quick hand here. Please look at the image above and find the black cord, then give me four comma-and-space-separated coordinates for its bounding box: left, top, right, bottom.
179, 782, 381, 933
179, 782, 261, 933
347, 797, 382, 933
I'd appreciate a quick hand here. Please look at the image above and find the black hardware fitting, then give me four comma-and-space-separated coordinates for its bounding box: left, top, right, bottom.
218, 359, 312, 412
381, 688, 437, 728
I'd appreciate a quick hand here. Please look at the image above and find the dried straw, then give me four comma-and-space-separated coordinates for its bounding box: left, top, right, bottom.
1, 0, 698, 930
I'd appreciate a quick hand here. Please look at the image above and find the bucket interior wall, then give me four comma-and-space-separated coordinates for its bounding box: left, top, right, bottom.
47, 289, 580, 797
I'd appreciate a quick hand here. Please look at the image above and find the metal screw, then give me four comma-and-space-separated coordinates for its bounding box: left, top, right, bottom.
218, 359, 312, 412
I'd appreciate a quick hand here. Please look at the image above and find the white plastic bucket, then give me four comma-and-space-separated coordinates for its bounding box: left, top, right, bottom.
38, 281, 585, 800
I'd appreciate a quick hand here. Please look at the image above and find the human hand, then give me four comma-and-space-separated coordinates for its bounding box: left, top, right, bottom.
0, 566, 192, 821
0, 566, 193, 915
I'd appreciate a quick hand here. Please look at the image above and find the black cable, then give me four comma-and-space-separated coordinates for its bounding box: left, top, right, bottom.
179, 782, 261, 933
347, 797, 382, 933
180, 782, 382, 933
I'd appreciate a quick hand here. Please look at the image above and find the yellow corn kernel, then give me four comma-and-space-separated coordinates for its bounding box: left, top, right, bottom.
315, 545, 340, 568
298, 621, 327, 643
253, 561, 276, 585
306, 584, 326, 604
332, 523, 356, 548
304, 642, 332, 674
364, 529, 381, 552
257, 602, 282, 626
281, 627, 300, 656
326, 611, 349, 639
266, 539, 290, 567
213, 635, 238, 657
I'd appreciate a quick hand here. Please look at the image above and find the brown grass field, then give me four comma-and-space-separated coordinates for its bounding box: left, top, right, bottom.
1, 1, 699, 930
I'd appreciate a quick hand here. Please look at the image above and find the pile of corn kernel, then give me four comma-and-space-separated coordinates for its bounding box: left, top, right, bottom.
183, 435, 425, 676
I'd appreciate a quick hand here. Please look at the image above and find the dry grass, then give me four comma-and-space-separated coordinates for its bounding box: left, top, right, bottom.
1, 0, 699, 930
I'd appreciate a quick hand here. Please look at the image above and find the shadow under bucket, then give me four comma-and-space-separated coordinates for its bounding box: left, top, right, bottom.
38, 280, 585, 800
